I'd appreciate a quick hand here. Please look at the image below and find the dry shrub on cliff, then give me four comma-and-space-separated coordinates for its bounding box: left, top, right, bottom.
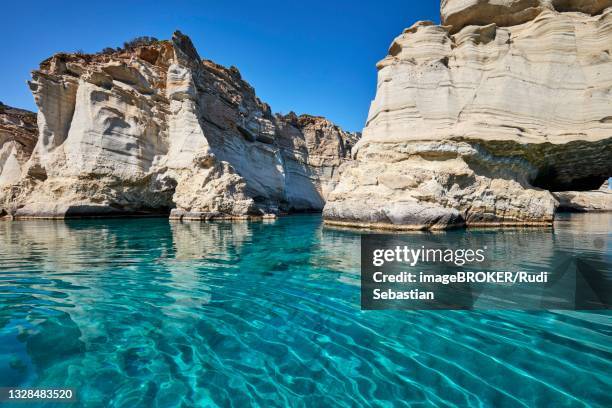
96, 36, 160, 55
123, 36, 159, 50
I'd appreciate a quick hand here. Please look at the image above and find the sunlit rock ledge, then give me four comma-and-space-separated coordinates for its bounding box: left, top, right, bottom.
0, 32, 359, 220
323, 0, 612, 231
441, 0, 612, 33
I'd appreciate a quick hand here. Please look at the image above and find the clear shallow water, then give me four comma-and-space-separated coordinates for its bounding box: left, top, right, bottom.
0, 214, 610, 407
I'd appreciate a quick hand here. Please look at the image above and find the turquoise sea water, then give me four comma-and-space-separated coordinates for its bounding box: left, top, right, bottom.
0, 214, 610, 407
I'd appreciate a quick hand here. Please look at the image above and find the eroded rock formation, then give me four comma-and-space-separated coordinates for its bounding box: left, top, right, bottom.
0, 32, 357, 219
324, 1, 612, 230
0, 103, 37, 191
441, 0, 612, 33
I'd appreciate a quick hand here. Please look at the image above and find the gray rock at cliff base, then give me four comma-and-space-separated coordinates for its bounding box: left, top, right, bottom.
0, 103, 37, 188
554, 181, 612, 212
323, 200, 390, 224
324, 200, 465, 230
1, 32, 358, 219
441, 0, 612, 33
383, 203, 465, 229
324, 1, 612, 230
168, 209, 265, 221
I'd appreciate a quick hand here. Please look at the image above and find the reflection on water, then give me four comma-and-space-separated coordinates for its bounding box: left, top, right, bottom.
0, 214, 610, 407
360, 214, 610, 310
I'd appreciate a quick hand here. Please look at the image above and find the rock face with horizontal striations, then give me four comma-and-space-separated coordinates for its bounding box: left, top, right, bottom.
324, 1, 612, 230
441, 0, 612, 33
554, 180, 612, 211
0, 32, 358, 219
0, 103, 37, 192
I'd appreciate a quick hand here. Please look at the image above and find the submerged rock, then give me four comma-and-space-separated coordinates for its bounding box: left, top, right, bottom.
324, 1, 612, 230
1, 32, 358, 219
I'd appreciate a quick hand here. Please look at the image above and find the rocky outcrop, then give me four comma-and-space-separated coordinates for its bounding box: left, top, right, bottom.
554, 180, 612, 211
0, 103, 37, 191
0, 32, 357, 219
441, 0, 612, 33
324, 1, 612, 230
275, 113, 359, 209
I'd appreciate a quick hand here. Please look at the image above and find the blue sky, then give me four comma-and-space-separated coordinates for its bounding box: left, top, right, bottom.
1, 1, 440, 131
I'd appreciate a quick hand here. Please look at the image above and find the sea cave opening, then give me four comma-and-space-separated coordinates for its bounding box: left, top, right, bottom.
531, 166, 609, 192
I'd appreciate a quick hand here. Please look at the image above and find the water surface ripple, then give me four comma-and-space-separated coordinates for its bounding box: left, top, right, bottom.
0, 214, 610, 407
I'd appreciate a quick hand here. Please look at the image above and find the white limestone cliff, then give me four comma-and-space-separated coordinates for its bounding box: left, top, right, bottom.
324, 1, 612, 230
0, 32, 358, 219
